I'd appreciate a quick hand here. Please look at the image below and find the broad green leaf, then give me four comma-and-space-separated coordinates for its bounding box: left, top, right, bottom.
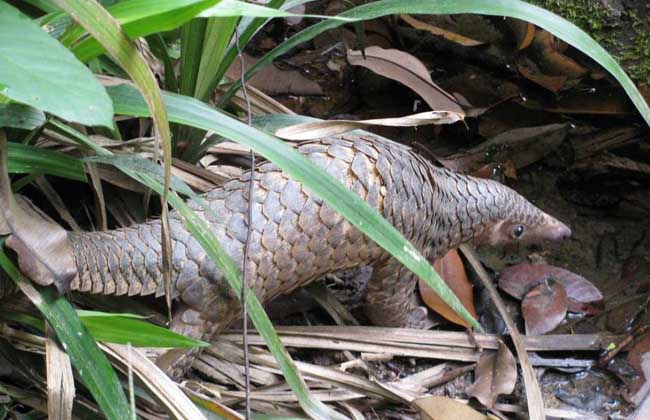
0, 250, 131, 420
108, 83, 481, 331
219, 0, 650, 127
65, 0, 221, 62
0, 2, 113, 127
7, 142, 86, 182
0, 103, 45, 130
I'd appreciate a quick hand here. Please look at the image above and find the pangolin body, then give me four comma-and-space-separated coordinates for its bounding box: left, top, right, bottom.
18, 134, 573, 376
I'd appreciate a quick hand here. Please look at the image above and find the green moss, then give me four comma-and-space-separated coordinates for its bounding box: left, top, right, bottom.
528, 0, 613, 42
529, 0, 650, 83
621, 13, 650, 83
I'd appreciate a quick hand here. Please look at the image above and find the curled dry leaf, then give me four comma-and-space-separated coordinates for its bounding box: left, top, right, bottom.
498, 263, 603, 316
400, 14, 484, 47
275, 111, 463, 141
522, 280, 568, 335
532, 31, 587, 78
412, 395, 487, 420
516, 56, 567, 92
347, 46, 465, 115
466, 340, 517, 408
508, 18, 535, 50
419, 249, 477, 328
623, 335, 650, 404
439, 124, 568, 174
0, 132, 77, 292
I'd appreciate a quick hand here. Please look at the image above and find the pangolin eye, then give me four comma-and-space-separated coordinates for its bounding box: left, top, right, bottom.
512, 225, 525, 239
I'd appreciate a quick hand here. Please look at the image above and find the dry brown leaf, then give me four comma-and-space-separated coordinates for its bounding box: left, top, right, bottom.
498, 263, 603, 316
412, 395, 488, 420
466, 340, 517, 408
532, 31, 587, 78
419, 249, 477, 327
0, 132, 77, 291
46, 325, 75, 420
226, 53, 322, 96
509, 19, 536, 50
522, 280, 568, 335
347, 46, 465, 115
516, 57, 567, 92
544, 85, 650, 116
439, 124, 568, 174
275, 111, 463, 141
400, 14, 484, 47
626, 335, 650, 405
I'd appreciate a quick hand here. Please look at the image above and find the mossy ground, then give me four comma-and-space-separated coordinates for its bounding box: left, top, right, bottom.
529, 0, 650, 83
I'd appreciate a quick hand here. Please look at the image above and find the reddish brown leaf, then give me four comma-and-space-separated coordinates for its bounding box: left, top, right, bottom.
400, 14, 484, 47
412, 395, 488, 420
466, 340, 517, 408
532, 31, 587, 78
522, 280, 568, 335
419, 249, 477, 327
0, 132, 77, 292
625, 335, 650, 404
516, 57, 567, 92
499, 264, 603, 316
509, 19, 536, 50
439, 124, 568, 174
347, 46, 465, 115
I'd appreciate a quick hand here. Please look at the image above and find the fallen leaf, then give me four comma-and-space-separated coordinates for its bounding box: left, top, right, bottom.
516, 56, 567, 92
400, 14, 484, 47
275, 110, 462, 141
347, 46, 465, 115
226, 53, 322, 96
508, 19, 535, 50
543, 85, 650, 116
466, 340, 517, 408
419, 249, 478, 327
616, 335, 650, 405
532, 31, 587, 78
498, 264, 603, 316
439, 124, 568, 174
0, 132, 77, 292
412, 395, 488, 420
522, 280, 568, 335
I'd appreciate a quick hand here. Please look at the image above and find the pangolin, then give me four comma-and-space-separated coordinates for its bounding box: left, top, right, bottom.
3, 133, 571, 377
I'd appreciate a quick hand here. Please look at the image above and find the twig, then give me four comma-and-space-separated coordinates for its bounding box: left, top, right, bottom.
235, 27, 253, 420
459, 244, 545, 420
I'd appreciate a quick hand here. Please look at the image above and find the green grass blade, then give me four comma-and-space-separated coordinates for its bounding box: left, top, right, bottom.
63, 0, 221, 62
0, 309, 207, 348
80, 316, 209, 348
0, 2, 113, 127
7, 142, 87, 182
218, 0, 650, 126
108, 83, 481, 331
0, 250, 131, 420
194, 17, 239, 102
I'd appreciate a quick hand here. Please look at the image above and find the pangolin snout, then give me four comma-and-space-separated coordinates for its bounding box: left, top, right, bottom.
546, 221, 572, 241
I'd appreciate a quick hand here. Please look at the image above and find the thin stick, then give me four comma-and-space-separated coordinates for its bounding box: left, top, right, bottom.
460, 244, 545, 420
235, 27, 253, 420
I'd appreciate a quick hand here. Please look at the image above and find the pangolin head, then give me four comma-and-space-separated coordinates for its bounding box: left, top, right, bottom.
472, 178, 571, 247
